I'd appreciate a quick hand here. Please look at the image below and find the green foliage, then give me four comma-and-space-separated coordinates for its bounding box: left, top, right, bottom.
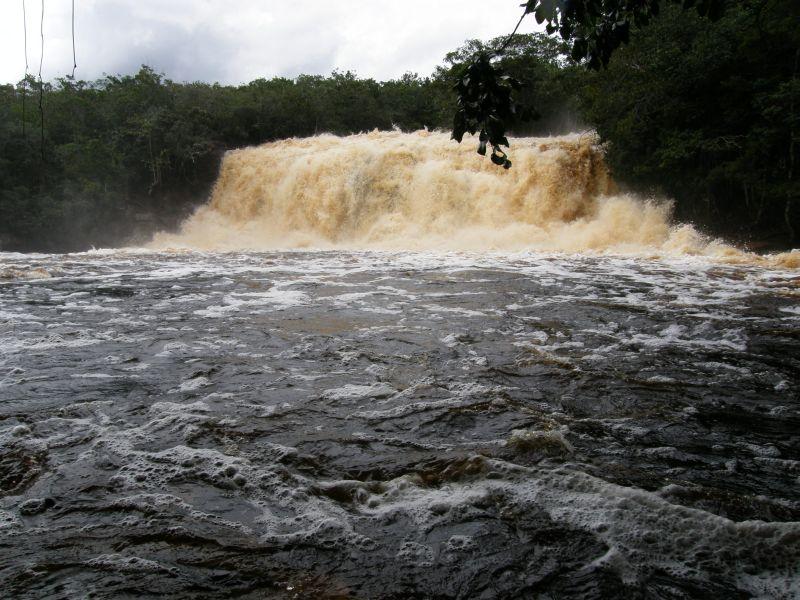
580, 0, 800, 242
0, 68, 449, 251
445, 33, 582, 165
452, 54, 520, 168
0, 36, 581, 252
522, 0, 725, 69
451, 0, 729, 167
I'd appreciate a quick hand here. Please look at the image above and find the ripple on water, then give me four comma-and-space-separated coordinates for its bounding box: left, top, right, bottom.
0, 249, 798, 598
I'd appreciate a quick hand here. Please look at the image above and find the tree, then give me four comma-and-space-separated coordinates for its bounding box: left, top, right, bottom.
580, 0, 800, 242
451, 0, 727, 166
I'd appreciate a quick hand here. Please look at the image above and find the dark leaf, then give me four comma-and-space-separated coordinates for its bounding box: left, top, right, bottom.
571, 38, 588, 61
452, 111, 467, 143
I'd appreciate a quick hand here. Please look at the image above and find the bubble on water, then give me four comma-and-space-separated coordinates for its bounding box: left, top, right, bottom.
397, 541, 434, 567
2, 248, 799, 597
0, 510, 21, 531
445, 535, 475, 552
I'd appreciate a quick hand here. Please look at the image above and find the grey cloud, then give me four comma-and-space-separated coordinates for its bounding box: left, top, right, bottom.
0, 0, 529, 85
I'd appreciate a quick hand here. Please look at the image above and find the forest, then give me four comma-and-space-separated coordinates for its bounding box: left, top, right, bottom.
0, 0, 797, 252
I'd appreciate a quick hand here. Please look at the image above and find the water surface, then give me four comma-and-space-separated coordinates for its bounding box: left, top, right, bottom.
1, 250, 798, 598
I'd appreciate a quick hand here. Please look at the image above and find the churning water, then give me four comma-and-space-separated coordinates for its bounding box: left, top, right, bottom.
1, 133, 799, 598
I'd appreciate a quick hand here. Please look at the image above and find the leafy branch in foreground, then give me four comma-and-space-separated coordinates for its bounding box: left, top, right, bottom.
528, 0, 725, 69
451, 54, 527, 170
452, 0, 726, 167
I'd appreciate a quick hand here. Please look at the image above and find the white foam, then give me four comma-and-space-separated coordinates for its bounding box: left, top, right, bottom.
322, 383, 395, 402
171, 377, 212, 393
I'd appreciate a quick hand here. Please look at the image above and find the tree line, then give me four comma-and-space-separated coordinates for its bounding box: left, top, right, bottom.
0, 0, 797, 251
0, 38, 577, 253
581, 0, 798, 248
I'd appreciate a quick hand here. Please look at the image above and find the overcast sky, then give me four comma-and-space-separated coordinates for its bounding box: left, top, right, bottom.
0, 1, 532, 85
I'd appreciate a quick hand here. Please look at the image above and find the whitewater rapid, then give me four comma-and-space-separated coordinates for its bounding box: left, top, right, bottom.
151, 130, 798, 268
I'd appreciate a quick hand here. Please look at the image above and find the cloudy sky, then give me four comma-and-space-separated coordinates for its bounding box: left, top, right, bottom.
0, 1, 532, 85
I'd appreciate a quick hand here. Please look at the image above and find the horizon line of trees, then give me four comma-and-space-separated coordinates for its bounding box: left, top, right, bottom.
0, 33, 580, 252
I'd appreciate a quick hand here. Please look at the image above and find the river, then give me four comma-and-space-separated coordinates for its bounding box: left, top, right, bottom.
2, 131, 800, 598
1, 249, 798, 598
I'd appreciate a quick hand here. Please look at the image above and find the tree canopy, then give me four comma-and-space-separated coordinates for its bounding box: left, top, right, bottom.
450, 0, 729, 165
0, 41, 575, 251
1, 1, 797, 250
580, 0, 799, 243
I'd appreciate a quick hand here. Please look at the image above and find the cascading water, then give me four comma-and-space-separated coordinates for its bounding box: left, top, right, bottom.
153, 130, 798, 267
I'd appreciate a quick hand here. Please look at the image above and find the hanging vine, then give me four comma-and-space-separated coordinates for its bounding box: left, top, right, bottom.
21, 0, 77, 156
38, 0, 44, 160
71, 0, 76, 78
21, 0, 28, 140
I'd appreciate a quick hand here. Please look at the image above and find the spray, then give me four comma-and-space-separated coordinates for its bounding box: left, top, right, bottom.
151, 130, 799, 267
